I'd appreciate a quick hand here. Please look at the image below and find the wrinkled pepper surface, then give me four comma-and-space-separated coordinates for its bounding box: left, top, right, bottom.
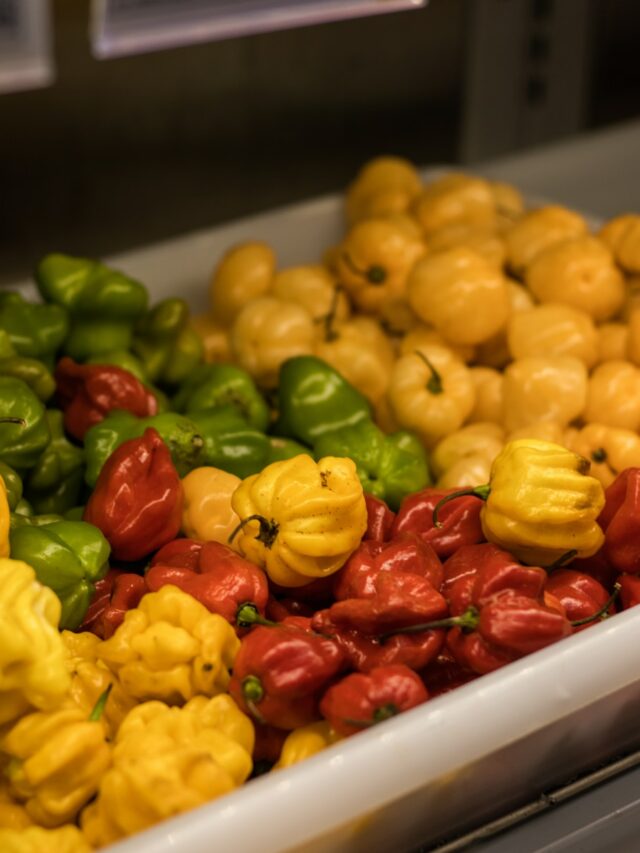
79, 569, 146, 639
189, 407, 270, 479
0, 292, 68, 367
173, 362, 269, 431
598, 467, 640, 574
24, 410, 84, 515
0, 378, 50, 471
132, 297, 204, 387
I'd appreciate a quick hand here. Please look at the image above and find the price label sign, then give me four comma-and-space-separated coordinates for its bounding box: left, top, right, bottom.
0, 0, 53, 93
91, 0, 426, 58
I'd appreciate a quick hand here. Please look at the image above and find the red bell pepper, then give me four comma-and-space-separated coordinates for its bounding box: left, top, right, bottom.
598, 468, 640, 574
55, 356, 157, 441
319, 664, 429, 737
392, 487, 485, 559
618, 574, 640, 610
363, 493, 396, 543
83, 428, 183, 562
79, 568, 146, 639
228, 624, 346, 730
544, 569, 614, 632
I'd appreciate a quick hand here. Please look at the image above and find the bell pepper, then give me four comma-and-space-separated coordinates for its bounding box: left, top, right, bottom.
9, 511, 64, 531
598, 468, 640, 574
83, 410, 204, 487
345, 156, 422, 225
566, 423, 640, 488
54, 356, 158, 441
274, 720, 341, 769
544, 569, 614, 632
363, 493, 395, 543
0, 826, 91, 852
35, 253, 149, 361
599, 213, 640, 273
413, 173, 496, 236
0, 346, 55, 404
180, 466, 242, 547
209, 240, 276, 327
2, 691, 111, 828
507, 303, 598, 368
392, 486, 485, 560
79, 570, 146, 639
229, 623, 345, 729
583, 360, 640, 432
274, 355, 371, 445
0, 378, 51, 471
265, 436, 311, 465
173, 363, 269, 432
84, 428, 183, 562
131, 297, 204, 387
319, 664, 429, 737
230, 454, 367, 588
0, 292, 68, 367
24, 410, 84, 516
313, 419, 431, 512
501, 356, 588, 433
9, 520, 110, 631
97, 585, 239, 703
0, 559, 70, 726
0, 461, 23, 511
504, 204, 588, 275
189, 407, 270, 479
146, 539, 269, 625
618, 574, 640, 609
82, 694, 253, 847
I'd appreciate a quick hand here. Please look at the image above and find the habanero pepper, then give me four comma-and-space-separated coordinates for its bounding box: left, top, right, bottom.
598, 467, 640, 574
419, 648, 477, 697
618, 574, 640, 610
363, 493, 395, 543
80, 569, 147, 639
544, 569, 614, 632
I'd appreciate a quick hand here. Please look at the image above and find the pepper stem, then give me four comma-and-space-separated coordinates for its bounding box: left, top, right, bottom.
546, 550, 578, 572
89, 684, 113, 722
378, 606, 480, 643
342, 703, 399, 729
570, 583, 621, 627
318, 285, 344, 343
413, 350, 443, 395
241, 675, 266, 724
432, 485, 491, 528
228, 514, 279, 549
236, 602, 279, 629
341, 252, 387, 285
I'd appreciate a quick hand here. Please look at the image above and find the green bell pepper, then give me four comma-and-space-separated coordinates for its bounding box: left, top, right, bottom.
83, 410, 205, 486
274, 355, 372, 445
265, 436, 311, 465
10, 520, 110, 630
85, 349, 150, 382
10, 511, 64, 530
0, 292, 68, 367
64, 506, 86, 521
189, 407, 270, 479
25, 410, 85, 515
173, 363, 269, 432
0, 377, 51, 471
132, 298, 204, 387
0, 330, 55, 402
0, 461, 23, 510
313, 419, 431, 511
35, 253, 148, 361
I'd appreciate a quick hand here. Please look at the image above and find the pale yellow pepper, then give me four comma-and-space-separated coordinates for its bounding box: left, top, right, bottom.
272, 265, 350, 325
438, 455, 495, 490
507, 303, 598, 368
583, 360, 640, 431
335, 216, 425, 314
0, 778, 32, 830
526, 236, 625, 322
400, 323, 475, 364
0, 478, 8, 558
0, 825, 92, 853
475, 279, 534, 369
407, 247, 510, 346
413, 173, 496, 236
427, 223, 506, 269
387, 343, 475, 448
345, 156, 422, 225
190, 314, 231, 364
97, 585, 239, 704
599, 214, 640, 274
0, 560, 70, 727
275, 721, 341, 770
467, 367, 504, 424
596, 322, 629, 363
230, 296, 315, 388
566, 423, 640, 489
501, 356, 588, 432
231, 455, 367, 588
626, 309, 640, 366
490, 181, 525, 231
378, 297, 420, 337
431, 423, 505, 480
504, 205, 588, 276
507, 421, 567, 446
181, 467, 242, 549
209, 241, 276, 326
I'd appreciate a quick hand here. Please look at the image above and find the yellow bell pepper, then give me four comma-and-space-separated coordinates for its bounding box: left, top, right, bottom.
335, 217, 425, 314
566, 423, 640, 489
274, 721, 341, 770
504, 205, 588, 276
596, 322, 628, 364
97, 586, 239, 704
501, 356, 588, 432
2, 693, 111, 827
209, 241, 276, 326
345, 156, 422, 225
0, 559, 70, 727
431, 423, 504, 478
386, 343, 475, 448
427, 223, 506, 269
81, 695, 253, 847
181, 467, 242, 549
583, 360, 640, 431
474, 279, 534, 369
230, 296, 315, 388
525, 236, 625, 322
467, 367, 503, 424
413, 173, 496, 236
438, 454, 495, 490
0, 778, 32, 830
400, 323, 475, 364
230, 454, 367, 588
0, 825, 92, 853
507, 303, 598, 368
407, 247, 510, 347
599, 214, 640, 274
190, 314, 231, 364
272, 265, 350, 325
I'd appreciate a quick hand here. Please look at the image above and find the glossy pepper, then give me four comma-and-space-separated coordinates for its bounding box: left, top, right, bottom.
229, 623, 345, 729
35, 253, 148, 361
209, 241, 276, 327
413, 172, 496, 236
0, 334, 55, 403
24, 410, 84, 516
618, 574, 640, 610
565, 423, 640, 489
189, 407, 270, 479
9, 520, 110, 631
0, 826, 91, 852
320, 664, 429, 737
0, 778, 32, 830
83, 409, 204, 486
265, 436, 311, 466
274, 720, 341, 769
0, 292, 68, 367
84, 427, 183, 562
507, 303, 598, 368
79, 570, 146, 639
501, 356, 588, 433
598, 468, 640, 574
0, 559, 70, 726
0, 477, 9, 558
180, 466, 242, 547
273, 355, 371, 445
583, 360, 640, 432
0, 378, 50, 471
345, 156, 422, 225
0, 461, 23, 511
599, 214, 640, 273
363, 493, 395, 543
544, 569, 614, 632
97, 585, 239, 703
230, 454, 367, 587
173, 363, 269, 432
132, 297, 204, 387
54, 356, 157, 441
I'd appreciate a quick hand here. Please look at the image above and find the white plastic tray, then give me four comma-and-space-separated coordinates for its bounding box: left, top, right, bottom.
11, 174, 639, 853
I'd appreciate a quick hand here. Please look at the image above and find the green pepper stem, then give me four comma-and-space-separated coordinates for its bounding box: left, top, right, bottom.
341, 252, 387, 285
413, 350, 443, 395
432, 485, 491, 528
236, 602, 279, 629
228, 514, 279, 549
241, 675, 266, 724
546, 550, 578, 572
89, 684, 113, 722
570, 583, 621, 627
378, 606, 480, 643
342, 703, 399, 729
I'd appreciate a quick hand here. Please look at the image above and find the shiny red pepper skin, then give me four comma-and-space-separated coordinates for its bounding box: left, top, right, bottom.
229, 625, 346, 730
363, 494, 396, 543
544, 569, 613, 632
419, 649, 477, 697
146, 539, 269, 625
252, 723, 288, 763
55, 356, 157, 441
598, 468, 640, 574
266, 596, 315, 622
333, 533, 443, 601
618, 574, 640, 610
79, 568, 146, 639
83, 427, 183, 562
319, 664, 429, 737
392, 488, 485, 559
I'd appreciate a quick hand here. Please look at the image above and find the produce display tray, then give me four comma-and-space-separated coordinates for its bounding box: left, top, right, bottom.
10, 171, 638, 853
